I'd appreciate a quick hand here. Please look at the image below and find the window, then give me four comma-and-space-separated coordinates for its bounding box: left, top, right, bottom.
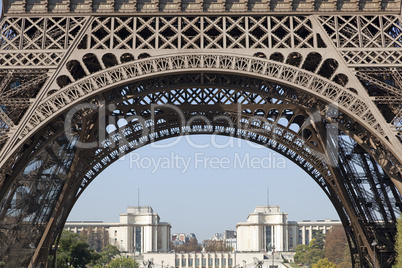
189, 259, 193, 267
202, 258, 206, 268
266, 226, 272, 251
208, 259, 213, 266
228, 259, 232, 268
289, 229, 293, 249
182, 258, 187, 267
298, 230, 302, 245
176, 259, 180, 268
135, 227, 141, 252
222, 258, 226, 267
195, 259, 200, 267
305, 230, 310, 245
215, 259, 219, 266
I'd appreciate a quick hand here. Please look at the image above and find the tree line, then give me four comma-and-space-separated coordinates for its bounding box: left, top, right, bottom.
294, 226, 352, 268
48, 231, 138, 268
48, 217, 402, 268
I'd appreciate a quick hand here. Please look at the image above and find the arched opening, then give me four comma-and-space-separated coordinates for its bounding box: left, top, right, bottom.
317, 58, 338, 79
102, 53, 119, 68
267, 109, 279, 121
47, 89, 58, 96
286, 52, 303, 67
121, 53, 135, 63
254, 109, 266, 116
302, 52, 322, 73
0, 67, 400, 268
138, 53, 151, 59
269, 52, 284, 62
253, 52, 267, 59
56, 75, 72, 88
333, 73, 349, 87
83, 53, 102, 73
66, 60, 86, 80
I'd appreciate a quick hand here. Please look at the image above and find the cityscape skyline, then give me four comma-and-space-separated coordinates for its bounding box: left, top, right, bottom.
67, 135, 340, 241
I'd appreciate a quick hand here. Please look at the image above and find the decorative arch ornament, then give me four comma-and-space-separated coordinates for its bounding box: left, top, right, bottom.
11, 53, 402, 178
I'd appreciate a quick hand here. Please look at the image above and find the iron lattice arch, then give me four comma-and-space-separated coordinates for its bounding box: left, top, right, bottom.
1, 1, 402, 267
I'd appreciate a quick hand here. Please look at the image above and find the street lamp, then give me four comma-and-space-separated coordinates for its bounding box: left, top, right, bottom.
272, 246, 275, 267
371, 240, 378, 268
29, 243, 35, 268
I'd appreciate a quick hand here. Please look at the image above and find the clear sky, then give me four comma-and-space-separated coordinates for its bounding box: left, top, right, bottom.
67, 135, 339, 242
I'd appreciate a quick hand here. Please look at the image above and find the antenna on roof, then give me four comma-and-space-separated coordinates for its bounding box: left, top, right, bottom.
138, 188, 140, 207
267, 187, 269, 207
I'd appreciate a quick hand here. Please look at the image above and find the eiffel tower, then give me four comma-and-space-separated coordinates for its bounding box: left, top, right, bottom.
0, 0, 402, 266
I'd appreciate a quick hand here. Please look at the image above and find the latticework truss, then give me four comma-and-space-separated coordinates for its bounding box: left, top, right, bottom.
0, 1, 402, 267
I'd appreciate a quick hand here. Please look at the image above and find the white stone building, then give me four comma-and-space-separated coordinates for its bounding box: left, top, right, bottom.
109, 206, 171, 253
236, 206, 341, 252
290, 219, 340, 247
65, 206, 171, 253
236, 206, 288, 252
65, 205, 340, 258
142, 251, 289, 268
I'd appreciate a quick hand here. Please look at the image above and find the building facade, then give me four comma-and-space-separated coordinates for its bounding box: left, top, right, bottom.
172, 233, 197, 246
65, 205, 340, 255
236, 206, 341, 252
207, 230, 237, 250
65, 206, 171, 253
141, 251, 290, 268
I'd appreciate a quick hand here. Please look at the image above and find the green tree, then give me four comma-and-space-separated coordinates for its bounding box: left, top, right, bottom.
395, 216, 402, 267
87, 232, 103, 252
294, 239, 324, 266
294, 244, 309, 264
93, 244, 120, 267
108, 256, 138, 268
324, 226, 349, 265
312, 230, 325, 248
70, 241, 97, 267
337, 246, 353, 268
305, 247, 324, 265
312, 258, 337, 268
55, 230, 99, 268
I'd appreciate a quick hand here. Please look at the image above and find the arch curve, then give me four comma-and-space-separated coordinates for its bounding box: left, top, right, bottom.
1, 55, 402, 268
20, 52, 398, 169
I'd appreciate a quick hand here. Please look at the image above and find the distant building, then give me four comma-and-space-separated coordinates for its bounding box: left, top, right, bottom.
65, 205, 340, 258
223, 230, 237, 250
64, 221, 110, 249
172, 233, 197, 245
65, 206, 171, 253
142, 251, 293, 268
290, 219, 340, 247
236, 206, 341, 252
207, 230, 237, 250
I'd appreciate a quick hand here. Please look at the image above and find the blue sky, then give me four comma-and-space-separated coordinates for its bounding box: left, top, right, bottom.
68, 135, 339, 241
